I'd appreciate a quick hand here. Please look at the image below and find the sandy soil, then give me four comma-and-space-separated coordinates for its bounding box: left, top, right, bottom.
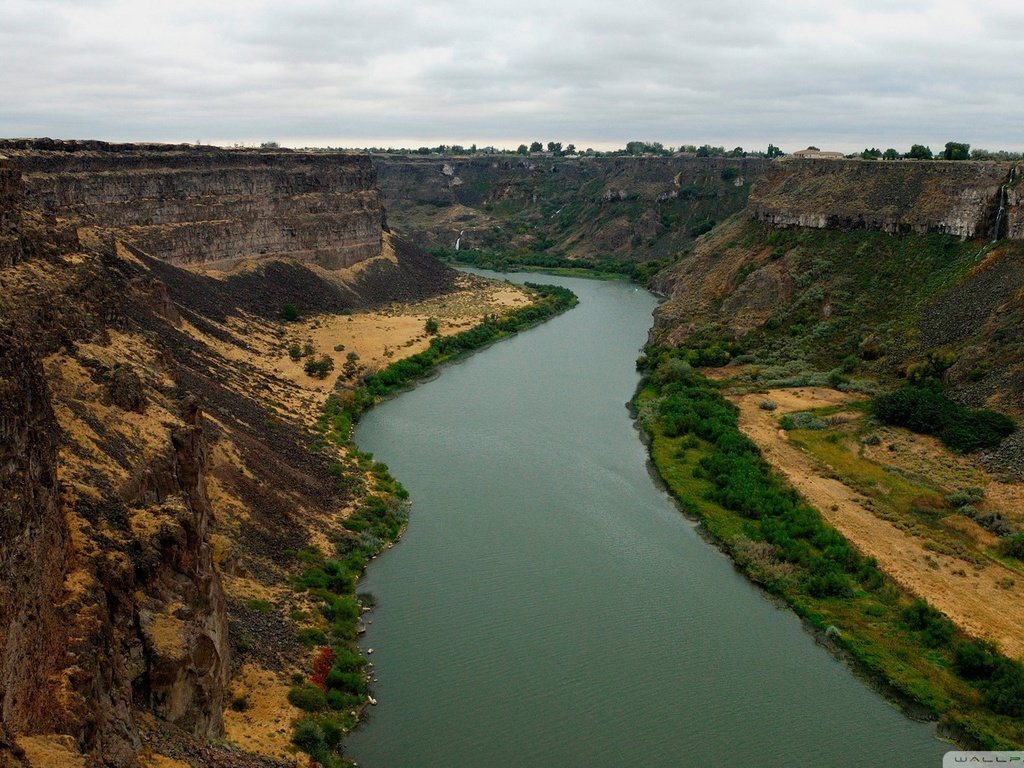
732, 387, 1024, 658
187, 273, 531, 418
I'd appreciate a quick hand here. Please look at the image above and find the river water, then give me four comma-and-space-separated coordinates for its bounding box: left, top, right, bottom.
345, 271, 947, 767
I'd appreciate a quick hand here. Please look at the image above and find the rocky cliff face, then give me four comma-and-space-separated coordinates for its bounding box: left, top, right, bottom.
375, 154, 770, 260
0, 142, 457, 767
0, 140, 383, 270
0, 163, 232, 765
749, 158, 1020, 239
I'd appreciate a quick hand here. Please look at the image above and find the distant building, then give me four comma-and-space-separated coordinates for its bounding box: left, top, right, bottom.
792, 147, 845, 159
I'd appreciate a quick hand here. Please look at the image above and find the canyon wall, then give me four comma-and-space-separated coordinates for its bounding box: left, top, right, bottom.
0, 165, 232, 765
0, 140, 384, 270
0, 142, 457, 767
748, 158, 1020, 239
374, 154, 771, 260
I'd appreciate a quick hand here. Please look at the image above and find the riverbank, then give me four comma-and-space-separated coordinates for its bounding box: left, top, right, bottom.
282, 280, 579, 768
634, 349, 1024, 749
435, 247, 670, 284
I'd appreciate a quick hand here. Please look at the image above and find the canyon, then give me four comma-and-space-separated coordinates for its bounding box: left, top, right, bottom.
4, 142, 1024, 765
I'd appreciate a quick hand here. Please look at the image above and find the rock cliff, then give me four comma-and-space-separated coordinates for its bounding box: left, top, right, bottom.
0, 141, 457, 767
0, 140, 383, 270
749, 158, 1020, 239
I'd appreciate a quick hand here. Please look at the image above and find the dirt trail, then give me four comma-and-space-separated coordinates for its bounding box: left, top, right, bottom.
732, 387, 1024, 659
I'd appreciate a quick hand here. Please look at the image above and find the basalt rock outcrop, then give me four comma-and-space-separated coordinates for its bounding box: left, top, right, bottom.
0, 163, 232, 765
0, 142, 457, 766
0, 140, 384, 270
749, 158, 1021, 239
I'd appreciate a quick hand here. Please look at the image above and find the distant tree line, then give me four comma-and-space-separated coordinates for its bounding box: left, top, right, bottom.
854, 142, 1021, 161
287, 139, 1020, 162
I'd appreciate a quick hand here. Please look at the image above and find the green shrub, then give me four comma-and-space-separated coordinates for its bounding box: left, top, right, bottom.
281, 303, 299, 321
246, 598, 273, 614
1001, 533, 1024, 560
325, 668, 364, 694
873, 385, 1014, 453
690, 218, 716, 237
327, 689, 360, 710
287, 684, 329, 712
946, 487, 984, 507
291, 719, 323, 751
424, 317, 439, 335
296, 627, 328, 648
982, 661, 1024, 717
901, 599, 954, 647
304, 354, 336, 379
954, 639, 1000, 680
779, 412, 827, 431
288, 343, 302, 361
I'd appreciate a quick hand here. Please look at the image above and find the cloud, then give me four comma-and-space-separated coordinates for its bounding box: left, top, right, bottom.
1, 0, 1022, 152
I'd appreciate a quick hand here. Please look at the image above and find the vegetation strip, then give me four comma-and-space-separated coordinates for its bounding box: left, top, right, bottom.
435, 248, 671, 283
286, 282, 578, 767
634, 347, 1024, 749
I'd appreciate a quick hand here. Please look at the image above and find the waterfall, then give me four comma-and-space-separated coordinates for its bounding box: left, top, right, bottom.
454, 229, 464, 251
993, 185, 1007, 242
992, 167, 1016, 243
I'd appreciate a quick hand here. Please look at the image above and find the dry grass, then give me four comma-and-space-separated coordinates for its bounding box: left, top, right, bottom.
16, 735, 87, 768
222, 664, 303, 765
732, 386, 1024, 658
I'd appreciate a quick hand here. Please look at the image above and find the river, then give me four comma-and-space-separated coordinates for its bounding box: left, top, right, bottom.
345, 271, 947, 767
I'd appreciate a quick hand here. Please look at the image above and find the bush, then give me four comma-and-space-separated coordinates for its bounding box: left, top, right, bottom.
287, 684, 329, 712
690, 218, 716, 237
288, 343, 302, 361
424, 317, 439, 335
246, 598, 273, 614
946, 487, 984, 507
779, 412, 827, 431
281, 304, 299, 321
901, 599, 954, 647
291, 719, 323, 752
954, 639, 1000, 680
304, 355, 336, 379
982, 661, 1024, 717
296, 627, 328, 648
1001, 533, 1024, 560
873, 385, 1014, 453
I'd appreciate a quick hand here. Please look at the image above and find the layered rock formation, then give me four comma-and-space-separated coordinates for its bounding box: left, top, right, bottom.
0, 142, 458, 767
0, 140, 383, 270
749, 158, 1020, 239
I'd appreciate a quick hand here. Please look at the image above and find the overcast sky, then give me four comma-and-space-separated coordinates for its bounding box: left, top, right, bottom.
2, 0, 1022, 153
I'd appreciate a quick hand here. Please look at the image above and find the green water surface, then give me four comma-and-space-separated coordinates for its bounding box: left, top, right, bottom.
346, 271, 946, 768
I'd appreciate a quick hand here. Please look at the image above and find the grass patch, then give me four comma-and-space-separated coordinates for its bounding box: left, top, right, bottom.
436, 248, 670, 284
